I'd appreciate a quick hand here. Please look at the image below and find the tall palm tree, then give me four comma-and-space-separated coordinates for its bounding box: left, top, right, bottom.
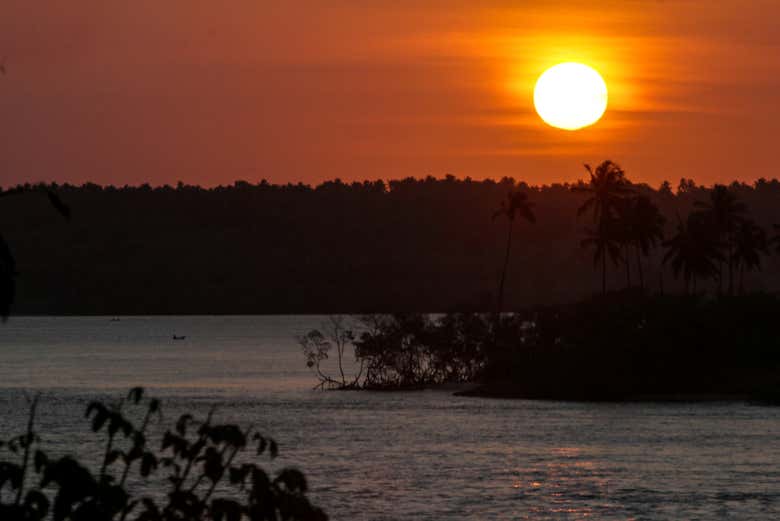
574, 160, 633, 292
492, 189, 535, 314
581, 219, 622, 295
693, 185, 746, 295
621, 195, 666, 291
574, 160, 634, 224
662, 214, 723, 294
733, 219, 768, 294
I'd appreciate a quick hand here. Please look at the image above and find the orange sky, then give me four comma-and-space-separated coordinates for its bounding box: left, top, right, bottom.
2, 1, 780, 187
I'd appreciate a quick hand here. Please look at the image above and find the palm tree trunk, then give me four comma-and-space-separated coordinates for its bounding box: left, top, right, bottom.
497, 218, 514, 314
636, 244, 644, 291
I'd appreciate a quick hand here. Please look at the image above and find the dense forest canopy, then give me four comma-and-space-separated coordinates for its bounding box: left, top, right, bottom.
3, 175, 780, 315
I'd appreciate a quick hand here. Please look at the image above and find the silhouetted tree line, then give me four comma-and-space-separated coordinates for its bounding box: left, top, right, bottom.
571, 161, 778, 296
0, 388, 326, 521
4, 168, 780, 315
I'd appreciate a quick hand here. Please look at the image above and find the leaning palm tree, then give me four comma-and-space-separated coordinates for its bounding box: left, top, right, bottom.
574, 160, 634, 224
693, 184, 747, 294
0, 185, 71, 320
733, 219, 768, 294
581, 219, 622, 295
622, 195, 666, 291
492, 189, 535, 314
662, 214, 723, 294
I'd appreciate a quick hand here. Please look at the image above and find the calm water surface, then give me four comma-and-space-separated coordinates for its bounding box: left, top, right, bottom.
1, 316, 779, 520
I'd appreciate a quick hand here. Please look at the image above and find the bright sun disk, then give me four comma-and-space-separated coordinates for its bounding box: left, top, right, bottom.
533, 62, 608, 131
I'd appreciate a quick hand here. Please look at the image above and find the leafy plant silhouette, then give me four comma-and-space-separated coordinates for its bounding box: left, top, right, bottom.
0, 388, 327, 521
301, 313, 488, 390
299, 316, 363, 389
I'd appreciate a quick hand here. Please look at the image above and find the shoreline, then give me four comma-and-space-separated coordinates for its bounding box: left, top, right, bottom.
455, 383, 780, 404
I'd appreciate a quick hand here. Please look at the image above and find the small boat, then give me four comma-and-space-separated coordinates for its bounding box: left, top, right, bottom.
172, 335, 186, 340
110, 317, 121, 322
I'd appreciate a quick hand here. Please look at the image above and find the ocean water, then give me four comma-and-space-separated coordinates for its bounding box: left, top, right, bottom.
1, 316, 779, 520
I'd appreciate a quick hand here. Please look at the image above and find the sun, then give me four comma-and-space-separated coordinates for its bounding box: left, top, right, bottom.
533, 63, 608, 131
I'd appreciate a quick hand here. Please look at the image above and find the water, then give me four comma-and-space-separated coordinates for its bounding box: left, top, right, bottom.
1, 316, 779, 520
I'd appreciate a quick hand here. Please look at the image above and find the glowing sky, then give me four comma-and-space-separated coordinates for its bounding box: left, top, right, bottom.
2, 1, 780, 187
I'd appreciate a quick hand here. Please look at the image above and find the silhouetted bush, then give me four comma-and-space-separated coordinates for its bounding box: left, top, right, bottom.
299, 316, 363, 390
300, 295, 780, 398
301, 313, 488, 389
0, 388, 327, 521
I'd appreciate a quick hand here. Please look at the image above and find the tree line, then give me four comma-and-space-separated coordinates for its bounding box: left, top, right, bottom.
4, 168, 780, 315
494, 160, 780, 304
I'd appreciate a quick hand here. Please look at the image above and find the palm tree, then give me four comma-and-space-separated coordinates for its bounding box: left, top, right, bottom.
574, 160, 634, 224
581, 219, 622, 295
662, 214, 723, 294
492, 188, 535, 314
574, 160, 633, 292
621, 196, 666, 291
693, 185, 746, 294
733, 219, 768, 294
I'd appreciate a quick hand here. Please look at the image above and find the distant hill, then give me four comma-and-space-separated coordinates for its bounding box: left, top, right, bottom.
3, 176, 780, 315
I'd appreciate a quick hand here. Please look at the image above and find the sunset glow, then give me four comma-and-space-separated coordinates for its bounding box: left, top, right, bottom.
2, 3, 780, 519
2, 2, 780, 186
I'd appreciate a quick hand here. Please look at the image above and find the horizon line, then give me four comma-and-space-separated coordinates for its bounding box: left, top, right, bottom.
4, 175, 780, 194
